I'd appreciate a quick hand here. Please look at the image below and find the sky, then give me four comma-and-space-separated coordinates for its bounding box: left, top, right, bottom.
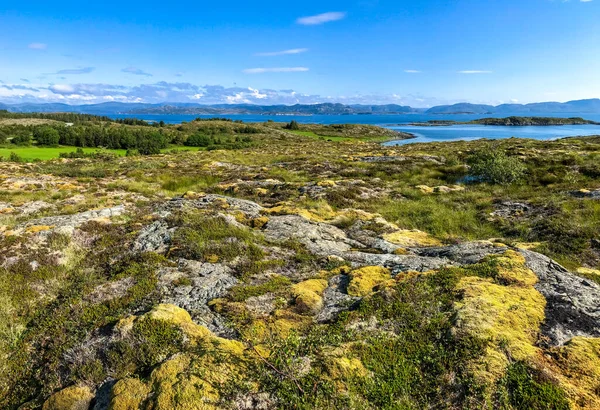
0, 0, 598, 107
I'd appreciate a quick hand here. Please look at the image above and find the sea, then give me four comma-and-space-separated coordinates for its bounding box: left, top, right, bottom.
108, 113, 600, 145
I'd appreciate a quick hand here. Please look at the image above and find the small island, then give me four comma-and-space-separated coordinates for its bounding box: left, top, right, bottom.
409, 116, 600, 127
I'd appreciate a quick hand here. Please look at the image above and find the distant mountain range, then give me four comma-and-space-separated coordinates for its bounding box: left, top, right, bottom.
1, 99, 600, 116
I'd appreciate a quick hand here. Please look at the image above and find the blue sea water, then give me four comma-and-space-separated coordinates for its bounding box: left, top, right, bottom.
108, 113, 600, 144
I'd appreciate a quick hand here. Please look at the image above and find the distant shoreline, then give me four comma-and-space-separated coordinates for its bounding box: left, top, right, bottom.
404, 116, 600, 127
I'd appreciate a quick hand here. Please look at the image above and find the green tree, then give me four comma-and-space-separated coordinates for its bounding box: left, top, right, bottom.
34, 126, 60, 147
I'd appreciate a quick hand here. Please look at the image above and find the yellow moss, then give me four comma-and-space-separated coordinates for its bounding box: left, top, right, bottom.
205, 254, 220, 263
323, 345, 369, 393
576, 267, 600, 277
149, 304, 195, 327
148, 304, 246, 355
270, 310, 312, 338
0, 207, 15, 214
347, 266, 392, 297
146, 351, 251, 410
115, 315, 137, 336
317, 180, 337, 187
267, 201, 336, 222
513, 242, 542, 250
251, 216, 270, 229
393, 248, 410, 255
551, 337, 600, 409
415, 185, 434, 194
295, 291, 323, 314
382, 229, 442, 247
255, 187, 268, 195
109, 378, 150, 410
453, 275, 546, 383
291, 279, 328, 297
57, 183, 78, 190
26, 225, 55, 233
42, 385, 95, 410
489, 250, 539, 287
328, 357, 369, 380
183, 191, 205, 200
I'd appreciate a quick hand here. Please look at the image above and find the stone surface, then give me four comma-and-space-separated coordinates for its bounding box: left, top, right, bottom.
132, 220, 173, 253
521, 249, 600, 346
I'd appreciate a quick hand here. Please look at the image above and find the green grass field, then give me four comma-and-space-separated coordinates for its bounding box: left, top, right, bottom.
0, 145, 202, 161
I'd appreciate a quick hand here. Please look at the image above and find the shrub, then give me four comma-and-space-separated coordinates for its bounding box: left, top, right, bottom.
185, 133, 212, 147
9, 152, 22, 162
467, 146, 526, 184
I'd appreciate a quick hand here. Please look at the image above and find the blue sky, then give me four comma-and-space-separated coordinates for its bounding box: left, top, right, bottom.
0, 0, 598, 106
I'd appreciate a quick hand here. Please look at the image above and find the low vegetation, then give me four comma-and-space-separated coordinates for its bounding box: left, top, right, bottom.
0, 114, 598, 409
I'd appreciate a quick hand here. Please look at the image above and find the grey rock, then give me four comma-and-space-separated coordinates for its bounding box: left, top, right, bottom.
159, 194, 264, 218
158, 260, 238, 335
264, 215, 360, 256
316, 275, 360, 323
264, 214, 448, 272
491, 201, 531, 218
18, 205, 126, 234
413, 242, 506, 265
246, 293, 279, 316
132, 220, 173, 253
570, 189, 600, 199
358, 156, 409, 163
521, 249, 600, 346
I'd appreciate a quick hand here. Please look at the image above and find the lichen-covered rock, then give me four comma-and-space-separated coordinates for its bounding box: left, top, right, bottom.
42, 385, 95, 410
17, 206, 126, 236
132, 220, 173, 253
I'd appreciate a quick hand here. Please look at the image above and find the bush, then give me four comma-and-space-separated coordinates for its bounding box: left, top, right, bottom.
467, 146, 526, 184
34, 126, 60, 147
185, 133, 212, 147
9, 152, 22, 162
285, 120, 300, 130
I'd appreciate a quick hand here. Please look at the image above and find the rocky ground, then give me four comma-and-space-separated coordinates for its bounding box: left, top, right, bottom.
0, 123, 599, 409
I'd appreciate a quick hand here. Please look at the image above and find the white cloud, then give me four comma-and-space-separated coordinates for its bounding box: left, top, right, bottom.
121, 66, 153, 77
404, 70, 421, 73
55, 67, 95, 75
458, 70, 493, 74
297, 12, 346, 25
255, 48, 309, 57
243, 67, 309, 74
28, 43, 47, 50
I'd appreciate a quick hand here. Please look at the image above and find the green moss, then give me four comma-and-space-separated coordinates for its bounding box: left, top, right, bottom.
497, 362, 570, 410
228, 275, 292, 302
170, 212, 264, 263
